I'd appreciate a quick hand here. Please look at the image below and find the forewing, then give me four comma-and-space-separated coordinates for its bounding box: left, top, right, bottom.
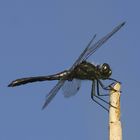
70, 22, 125, 70
82, 22, 125, 61
62, 79, 81, 97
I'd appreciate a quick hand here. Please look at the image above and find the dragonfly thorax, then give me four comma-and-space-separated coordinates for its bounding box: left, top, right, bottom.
97, 63, 112, 80
72, 61, 112, 80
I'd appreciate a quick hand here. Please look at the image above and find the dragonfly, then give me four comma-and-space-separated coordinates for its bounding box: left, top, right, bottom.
8, 22, 125, 111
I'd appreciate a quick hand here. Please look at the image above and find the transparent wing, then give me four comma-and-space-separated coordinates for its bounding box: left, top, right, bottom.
42, 80, 65, 109
70, 22, 125, 70
62, 79, 81, 97
82, 22, 125, 61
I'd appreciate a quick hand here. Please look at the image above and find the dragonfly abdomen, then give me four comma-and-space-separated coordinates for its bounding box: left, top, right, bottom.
8, 70, 69, 87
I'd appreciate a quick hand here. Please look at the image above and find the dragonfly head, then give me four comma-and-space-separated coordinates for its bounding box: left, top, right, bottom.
97, 63, 112, 79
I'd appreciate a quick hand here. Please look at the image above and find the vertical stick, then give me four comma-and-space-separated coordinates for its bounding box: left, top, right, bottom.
109, 83, 122, 140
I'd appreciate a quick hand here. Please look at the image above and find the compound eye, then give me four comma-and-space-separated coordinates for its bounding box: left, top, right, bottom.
102, 63, 109, 72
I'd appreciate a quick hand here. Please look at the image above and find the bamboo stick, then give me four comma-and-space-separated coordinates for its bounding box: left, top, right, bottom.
109, 83, 122, 140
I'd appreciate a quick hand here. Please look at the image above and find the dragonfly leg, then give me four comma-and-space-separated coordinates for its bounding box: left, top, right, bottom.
107, 78, 122, 93
97, 79, 117, 92
108, 77, 121, 84
96, 80, 117, 109
96, 80, 109, 96
91, 81, 109, 112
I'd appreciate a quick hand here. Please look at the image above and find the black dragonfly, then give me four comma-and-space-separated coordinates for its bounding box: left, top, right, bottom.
8, 22, 125, 111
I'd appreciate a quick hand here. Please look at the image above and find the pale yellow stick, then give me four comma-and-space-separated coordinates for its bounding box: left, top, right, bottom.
109, 83, 122, 140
